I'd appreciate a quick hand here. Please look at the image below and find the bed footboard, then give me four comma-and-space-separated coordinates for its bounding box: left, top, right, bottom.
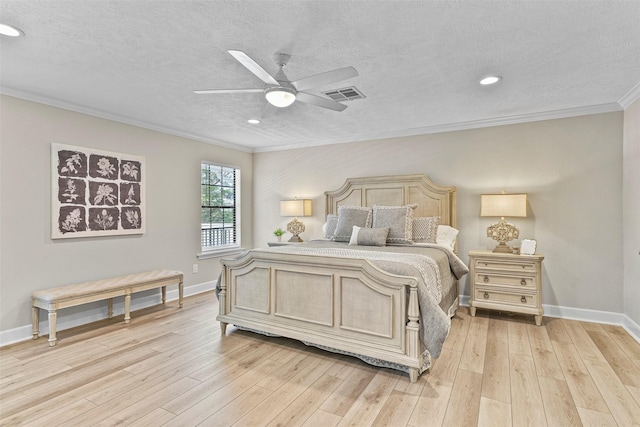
217, 250, 423, 381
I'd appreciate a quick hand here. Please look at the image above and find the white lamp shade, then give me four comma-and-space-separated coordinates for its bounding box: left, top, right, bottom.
265, 87, 296, 108
480, 194, 527, 217
280, 199, 312, 217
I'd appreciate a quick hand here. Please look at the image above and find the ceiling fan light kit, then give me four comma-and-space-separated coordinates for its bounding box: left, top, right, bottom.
265, 86, 296, 108
195, 50, 358, 112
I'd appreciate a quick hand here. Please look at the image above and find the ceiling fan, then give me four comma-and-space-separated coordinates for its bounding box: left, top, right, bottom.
194, 50, 358, 112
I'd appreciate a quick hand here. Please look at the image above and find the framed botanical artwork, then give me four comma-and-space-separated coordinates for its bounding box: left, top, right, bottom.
51, 143, 145, 239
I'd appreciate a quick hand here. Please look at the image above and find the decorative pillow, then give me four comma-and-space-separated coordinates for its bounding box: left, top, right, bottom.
323, 214, 338, 239
413, 216, 440, 243
332, 206, 373, 242
371, 204, 417, 244
436, 225, 459, 251
349, 226, 389, 246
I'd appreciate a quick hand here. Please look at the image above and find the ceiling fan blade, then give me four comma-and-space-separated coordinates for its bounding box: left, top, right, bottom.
194, 88, 264, 94
228, 50, 279, 86
295, 92, 347, 112
291, 66, 358, 91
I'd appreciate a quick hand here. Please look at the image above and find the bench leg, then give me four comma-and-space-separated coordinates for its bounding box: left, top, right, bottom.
32, 306, 40, 339
162, 286, 167, 304
179, 281, 184, 308
124, 291, 131, 323
48, 310, 58, 347
108, 298, 113, 319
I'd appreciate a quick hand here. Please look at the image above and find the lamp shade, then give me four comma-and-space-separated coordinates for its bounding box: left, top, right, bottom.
480, 194, 527, 217
265, 87, 296, 108
280, 199, 312, 217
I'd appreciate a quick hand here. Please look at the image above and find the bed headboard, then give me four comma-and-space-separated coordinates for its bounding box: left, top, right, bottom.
324, 174, 457, 228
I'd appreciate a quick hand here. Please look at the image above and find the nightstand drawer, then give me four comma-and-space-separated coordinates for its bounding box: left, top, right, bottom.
474, 258, 536, 273
474, 288, 538, 308
474, 272, 536, 290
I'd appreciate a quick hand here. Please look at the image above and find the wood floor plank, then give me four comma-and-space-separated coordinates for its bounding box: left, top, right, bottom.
551, 340, 609, 413
301, 409, 342, 427
510, 356, 546, 427
198, 385, 273, 427
601, 324, 640, 360
127, 407, 176, 427
562, 319, 608, 364
429, 347, 461, 384
481, 320, 511, 403
459, 316, 489, 374
371, 390, 419, 427
266, 373, 343, 427
543, 316, 571, 343
441, 369, 483, 427
21, 398, 97, 427
319, 364, 377, 417
336, 370, 400, 427
627, 384, 640, 407
477, 397, 511, 427
588, 330, 640, 387
527, 324, 564, 380
507, 322, 532, 357
576, 407, 617, 427
407, 376, 452, 427
584, 359, 640, 426
537, 376, 582, 427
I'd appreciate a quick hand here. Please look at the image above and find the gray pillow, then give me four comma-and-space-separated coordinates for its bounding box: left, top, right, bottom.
413, 216, 440, 243
332, 206, 373, 242
323, 214, 338, 239
371, 204, 417, 244
349, 226, 389, 246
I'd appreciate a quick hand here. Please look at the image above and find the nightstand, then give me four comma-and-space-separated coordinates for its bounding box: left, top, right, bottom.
468, 250, 544, 325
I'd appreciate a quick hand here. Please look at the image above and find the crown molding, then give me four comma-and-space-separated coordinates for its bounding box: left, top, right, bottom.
254, 102, 623, 153
619, 80, 640, 109
0, 87, 252, 153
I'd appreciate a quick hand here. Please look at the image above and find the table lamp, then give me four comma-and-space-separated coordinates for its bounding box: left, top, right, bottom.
280, 199, 312, 242
480, 192, 527, 253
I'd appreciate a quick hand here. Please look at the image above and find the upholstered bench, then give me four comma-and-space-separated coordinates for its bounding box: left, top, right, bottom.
32, 269, 184, 346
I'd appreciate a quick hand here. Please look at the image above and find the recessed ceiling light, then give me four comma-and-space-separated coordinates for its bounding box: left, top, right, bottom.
0, 24, 24, 37
247, 119, 260, 124
480, 76, 502, 85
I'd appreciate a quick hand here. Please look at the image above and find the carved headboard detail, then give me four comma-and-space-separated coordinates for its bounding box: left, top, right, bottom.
324, 174, 457, 228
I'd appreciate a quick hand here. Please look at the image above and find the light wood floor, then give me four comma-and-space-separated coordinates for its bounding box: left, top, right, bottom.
2, 292, 640, 427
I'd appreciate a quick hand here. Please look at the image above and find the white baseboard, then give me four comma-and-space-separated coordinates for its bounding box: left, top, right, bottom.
0, 280, 216, 348
459, 295, 640, 343
4, 289, 638, 347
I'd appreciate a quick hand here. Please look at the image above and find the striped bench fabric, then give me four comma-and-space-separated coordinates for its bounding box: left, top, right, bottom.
32, 269, 184, 346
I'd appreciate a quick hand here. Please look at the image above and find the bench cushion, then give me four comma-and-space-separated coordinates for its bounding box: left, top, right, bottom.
32, 269, 183, 303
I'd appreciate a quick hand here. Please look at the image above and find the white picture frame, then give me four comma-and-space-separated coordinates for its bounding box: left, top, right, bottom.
51, 143, 145, 239
520, 239, 537, 255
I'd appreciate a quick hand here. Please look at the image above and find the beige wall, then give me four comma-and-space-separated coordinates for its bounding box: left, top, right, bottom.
623, 99, 640, 325
0, 95, 253, 331
254, 112, 624, 313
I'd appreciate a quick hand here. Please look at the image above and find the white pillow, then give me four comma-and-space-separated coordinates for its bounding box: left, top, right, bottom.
436, 225, 459, 251
349, 225, 390, 246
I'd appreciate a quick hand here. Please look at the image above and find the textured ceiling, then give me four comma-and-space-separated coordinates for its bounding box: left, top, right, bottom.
1, 1, 639, 152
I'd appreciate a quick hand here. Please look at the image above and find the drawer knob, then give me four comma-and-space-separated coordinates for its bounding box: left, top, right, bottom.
521, 296, 527, 303
520, 278, 527, 286
484, 292, 490, 299
483, 275, 489, 283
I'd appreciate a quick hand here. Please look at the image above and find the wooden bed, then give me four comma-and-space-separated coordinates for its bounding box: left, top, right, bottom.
217, 174, 458, 382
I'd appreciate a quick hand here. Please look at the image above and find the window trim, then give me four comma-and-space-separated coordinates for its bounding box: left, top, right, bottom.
200, 161, 241, 254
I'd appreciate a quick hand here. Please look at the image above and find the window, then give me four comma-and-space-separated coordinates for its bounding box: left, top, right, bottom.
201, 162, 240, 252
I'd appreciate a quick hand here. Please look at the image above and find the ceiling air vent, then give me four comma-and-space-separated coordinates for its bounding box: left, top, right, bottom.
322, 86, 366, 102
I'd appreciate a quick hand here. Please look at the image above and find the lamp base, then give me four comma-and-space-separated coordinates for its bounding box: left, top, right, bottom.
286, 217, 305, 243
492, 242, 513, 253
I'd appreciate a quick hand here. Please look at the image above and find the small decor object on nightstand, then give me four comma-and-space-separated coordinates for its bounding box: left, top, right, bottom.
280, 198, 312, 242
520, 239, 537, 255
273, 228, 285, 242
480, 192, 527, 253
